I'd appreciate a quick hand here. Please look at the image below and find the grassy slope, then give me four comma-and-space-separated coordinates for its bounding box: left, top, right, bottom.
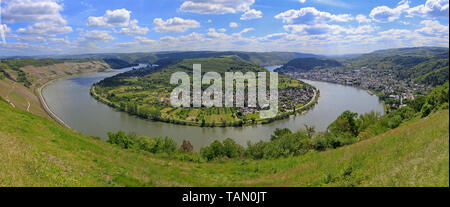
0, 99, 448, 187
0, 61, 110, 119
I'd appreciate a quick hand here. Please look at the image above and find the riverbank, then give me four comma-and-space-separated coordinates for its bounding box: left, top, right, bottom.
1, 96, 447, 186
299, 78, 386, 115
37, 65, 149, 130
90, 83, 320, 128
37, 78, 72, 129
43, 76, 384, 148
0, 60, 113, 128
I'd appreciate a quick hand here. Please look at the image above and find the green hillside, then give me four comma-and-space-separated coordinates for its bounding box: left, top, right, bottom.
58, 51, 319, 66
0, 95, 448, 186
347, 47, 449, 86
275, 58, 342, 73
93, 56, 316, 127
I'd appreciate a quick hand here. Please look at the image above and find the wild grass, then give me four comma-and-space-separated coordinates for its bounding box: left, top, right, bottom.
0, 98, 448, 187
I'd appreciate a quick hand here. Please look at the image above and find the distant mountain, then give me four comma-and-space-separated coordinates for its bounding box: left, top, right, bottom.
275, 58, 342, 73
57, 51, 320, 66
347, 47, 448, 69
347, 47, 449, 86
102, 58, 138, 69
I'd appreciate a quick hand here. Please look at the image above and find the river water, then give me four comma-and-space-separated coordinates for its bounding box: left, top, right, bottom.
43, 65, 384, 150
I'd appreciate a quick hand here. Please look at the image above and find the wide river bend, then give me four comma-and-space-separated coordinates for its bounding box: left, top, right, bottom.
43, 65, 384, 149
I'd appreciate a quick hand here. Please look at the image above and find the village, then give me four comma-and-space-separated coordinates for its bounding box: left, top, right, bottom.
288, 67, 431, 110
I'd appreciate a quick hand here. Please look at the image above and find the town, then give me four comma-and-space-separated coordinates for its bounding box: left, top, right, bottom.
287, 67, 432, 111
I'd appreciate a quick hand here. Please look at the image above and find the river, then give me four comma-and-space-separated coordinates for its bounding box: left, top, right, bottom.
42, 65, 384, 150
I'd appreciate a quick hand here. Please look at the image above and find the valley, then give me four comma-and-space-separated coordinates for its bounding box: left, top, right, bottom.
0, 47, 448, 187
92, 56, 317, 127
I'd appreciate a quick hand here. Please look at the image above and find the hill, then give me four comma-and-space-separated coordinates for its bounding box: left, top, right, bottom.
102, 58, 139, 69
58, 51, 320, 66
93, 56, 316, 127
0, 95, 447, 186
0, 59, 110, 119
275, 58, 342, 73
347, 47, 449, 86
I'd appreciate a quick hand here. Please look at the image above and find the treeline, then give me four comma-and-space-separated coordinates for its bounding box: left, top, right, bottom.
103, 58, 139, 69
106, 81, 448, 162
275, 58, 342, 73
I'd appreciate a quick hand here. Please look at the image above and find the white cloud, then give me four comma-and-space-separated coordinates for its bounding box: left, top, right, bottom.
232, 28, 254, 36
283, 24, 376, 36
180, 0, 255, 14
206, 28, 228, 38
415, 20, 449, 36
356, 14, 371, 23
240, 9, 262, 20
135, 36, 155, 44
48, 37, 70, 44
83, 30, 115, 42
229, 22, 238, 28
1, 0, 64, 23
74, 30, 115, 48
119, 20, 149, 36
258, 33, 288, 42
87, 9, 131, 27
299, 0, 351, 8
1, 0, 72, 40
284, 24, 343, 35
153, 17, 200, 33
275, 7, 353, 25
218, 28, 227, 32
17, 19, 72, 36
407, 0, 449, 18
369, 1, 410, 22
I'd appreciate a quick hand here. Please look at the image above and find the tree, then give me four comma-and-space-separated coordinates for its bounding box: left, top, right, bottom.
328, 110, 359, 136
200, 140, 225, 161
304, 124, 316, 138
181, 140, 194, 153
270, 128, 292, 141
107, 131, 135, 149
223, 138, 242, 158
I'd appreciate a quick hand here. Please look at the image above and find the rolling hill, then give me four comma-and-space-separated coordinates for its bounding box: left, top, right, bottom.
92, 56, 316, 126
347, 47, 449, 86
57, 51, 320, 67
275, 58, 342, 73
0, 96, 447, 186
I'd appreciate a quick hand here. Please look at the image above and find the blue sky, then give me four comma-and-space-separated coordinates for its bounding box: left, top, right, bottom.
0, 0, 448, 56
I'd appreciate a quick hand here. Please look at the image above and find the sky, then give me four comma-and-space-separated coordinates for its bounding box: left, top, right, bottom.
0, 0, 448, 56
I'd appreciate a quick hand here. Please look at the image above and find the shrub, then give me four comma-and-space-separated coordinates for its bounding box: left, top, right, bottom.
180, 140, 194, 152
270, 128, 292, 141
200, 140, 225, 161
328, 111, 359, 136
313, 132, 341, 150
134, 136, 157, 152
421, 103, 433, 117
162, 137, 178, 154
222, 138, 243, 158
108, 131, 177, 155
107, 131, 135, 149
